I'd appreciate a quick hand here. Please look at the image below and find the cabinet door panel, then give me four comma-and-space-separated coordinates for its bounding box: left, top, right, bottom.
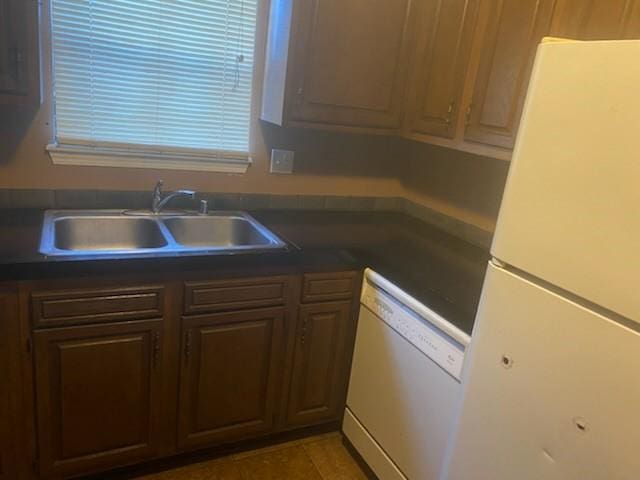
287, 301, 352, 426
405, 0, 480, 138
0, 287, 19, 480
464, 0, 557, 149
0, 0, 39, 105
178, 308, 284, 450
34, 320, 163, 478
551, 0, 640, 39
288, 0, 413, 129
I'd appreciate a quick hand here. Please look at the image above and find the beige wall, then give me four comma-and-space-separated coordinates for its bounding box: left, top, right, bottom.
0, 1, 509, 232
0, 0, 403, 196
399, 141, 510, 232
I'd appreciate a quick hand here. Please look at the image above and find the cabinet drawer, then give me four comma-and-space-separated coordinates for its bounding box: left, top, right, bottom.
184, 277, 289, 314
301, 272, 358, 303
31, 285, 164, 328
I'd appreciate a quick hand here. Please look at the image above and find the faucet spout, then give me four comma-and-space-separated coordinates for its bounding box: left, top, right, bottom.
151, 180, 197, 214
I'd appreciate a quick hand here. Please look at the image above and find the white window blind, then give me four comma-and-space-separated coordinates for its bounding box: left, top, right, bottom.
48, 0, 258, 172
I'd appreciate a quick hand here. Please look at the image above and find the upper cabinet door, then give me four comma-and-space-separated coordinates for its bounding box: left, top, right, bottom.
286, 0, 414, 131
551, 0, 640, 39
0, 0, 39, 106
463, 0, 558, 150
404, 0, 480, 139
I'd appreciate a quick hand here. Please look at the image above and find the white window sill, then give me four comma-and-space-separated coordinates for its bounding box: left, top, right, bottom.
47, 144, 252, 174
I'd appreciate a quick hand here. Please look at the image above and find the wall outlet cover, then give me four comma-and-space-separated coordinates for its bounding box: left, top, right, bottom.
270, 149, 295, 174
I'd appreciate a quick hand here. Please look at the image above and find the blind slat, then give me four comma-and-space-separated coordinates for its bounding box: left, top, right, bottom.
51, 0, 258, 155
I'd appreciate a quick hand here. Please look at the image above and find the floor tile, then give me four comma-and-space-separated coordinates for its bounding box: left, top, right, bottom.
303, 436, 368, 480
134, 458, 243, 480
298, 431, 342, 444
236, 445, 323, 480
231, 438, 302, 460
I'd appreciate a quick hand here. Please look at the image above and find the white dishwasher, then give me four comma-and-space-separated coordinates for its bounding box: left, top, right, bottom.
343, 268, 470, 480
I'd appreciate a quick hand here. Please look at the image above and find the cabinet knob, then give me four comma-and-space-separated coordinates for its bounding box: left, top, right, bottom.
445, 101, 456, 125
465, 104, 473, 126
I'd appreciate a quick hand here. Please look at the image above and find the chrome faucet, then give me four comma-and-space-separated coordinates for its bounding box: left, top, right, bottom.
152, 180, 196, 214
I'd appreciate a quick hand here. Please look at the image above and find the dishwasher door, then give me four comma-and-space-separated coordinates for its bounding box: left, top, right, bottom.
344, 304, 462, 480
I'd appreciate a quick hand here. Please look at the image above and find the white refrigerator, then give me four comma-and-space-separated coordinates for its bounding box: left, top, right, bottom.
442, 38, 640, 480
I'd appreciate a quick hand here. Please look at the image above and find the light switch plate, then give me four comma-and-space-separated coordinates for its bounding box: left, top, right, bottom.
270, 149, 295, 174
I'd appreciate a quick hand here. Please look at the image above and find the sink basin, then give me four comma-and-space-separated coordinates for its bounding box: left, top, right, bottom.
40, 210, 287, 257
163, 215, 278, 248
52, 216, 167, 251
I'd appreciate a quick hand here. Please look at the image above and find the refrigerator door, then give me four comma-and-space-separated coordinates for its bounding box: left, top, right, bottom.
492, 39, 640, 324
443, 262, 640, 480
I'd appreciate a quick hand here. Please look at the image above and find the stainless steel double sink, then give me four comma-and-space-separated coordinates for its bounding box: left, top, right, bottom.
40, 210, 287, 257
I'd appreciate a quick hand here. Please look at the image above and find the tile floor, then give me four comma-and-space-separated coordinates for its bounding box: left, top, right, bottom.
133, 432, 369, 480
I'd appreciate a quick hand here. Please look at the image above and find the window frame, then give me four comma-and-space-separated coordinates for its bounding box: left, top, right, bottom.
46, 0, 260, 174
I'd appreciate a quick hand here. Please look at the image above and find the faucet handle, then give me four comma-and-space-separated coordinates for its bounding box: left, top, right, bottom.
199, 199, 209, 215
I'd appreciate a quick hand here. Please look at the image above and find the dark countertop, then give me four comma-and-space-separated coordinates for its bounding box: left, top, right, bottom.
0, 209, 489, 335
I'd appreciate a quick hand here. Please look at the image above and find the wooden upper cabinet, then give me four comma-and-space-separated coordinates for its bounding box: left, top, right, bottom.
551, 0, 640, 39
404, 0, 480, 139
463, 0, 558, 150
177, 308, 285, 450
0, 0, 40, 107
34, 320, 164, 478
261, 0, 414, 132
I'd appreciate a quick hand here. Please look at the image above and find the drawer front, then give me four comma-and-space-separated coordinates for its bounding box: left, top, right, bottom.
302, 272, 358, 303
184, 277, 289, 314
31, 286, 164, 328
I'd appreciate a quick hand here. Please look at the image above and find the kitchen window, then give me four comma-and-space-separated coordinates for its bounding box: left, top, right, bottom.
47, 0, 258, 173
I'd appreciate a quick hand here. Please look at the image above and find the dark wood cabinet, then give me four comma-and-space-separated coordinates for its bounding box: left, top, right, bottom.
177, 307, 285, 450
286, 301, 352, 426
19, 271, 357, 478
30, 285, 165, 328
183, 276, 289, 315
301, 272, 357, 303
0, 0, 40, 107
0, 286, 19, 480
261, 0, 414, 132
463, 0, 558, 150
262, 0, 639, 158
404, 0, 480, 140
34, 320, 164, 478
551, 0, 640, 39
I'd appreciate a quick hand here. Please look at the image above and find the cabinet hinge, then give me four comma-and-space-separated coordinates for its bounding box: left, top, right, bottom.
32, 459, 39, 474
184, 330, 192, 359
301, 318, 308, 345
153, 331, 160, 369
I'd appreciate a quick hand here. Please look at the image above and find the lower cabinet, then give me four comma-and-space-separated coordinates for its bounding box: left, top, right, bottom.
177, 307, 285, 450
33, 320, 164, 478
0, 286, 19, 480
286, 301, 353, 426
23, 271, 358, 478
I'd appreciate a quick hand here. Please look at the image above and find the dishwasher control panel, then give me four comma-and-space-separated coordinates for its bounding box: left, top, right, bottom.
361, 281, 466, 380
